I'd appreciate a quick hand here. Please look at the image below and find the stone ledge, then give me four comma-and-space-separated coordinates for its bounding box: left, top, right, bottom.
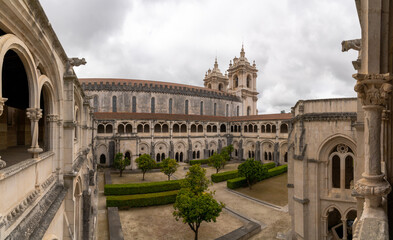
287, 183, 294, 188
107, 207, 124, 240
293, 196, 309, 205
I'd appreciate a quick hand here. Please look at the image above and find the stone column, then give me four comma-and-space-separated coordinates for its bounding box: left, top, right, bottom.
0, 98, 7, 168
353, 73, 392, 239
342, 217, 348, 240
321, 216, 327, 240
26, 108, 43, 158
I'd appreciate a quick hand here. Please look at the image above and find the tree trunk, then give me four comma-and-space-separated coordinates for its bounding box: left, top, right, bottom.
194, 230, 198, 240
142, 171, 145, 180
216, 168, 219, 173
168, 175, 170, 181
120, 169, 123, 177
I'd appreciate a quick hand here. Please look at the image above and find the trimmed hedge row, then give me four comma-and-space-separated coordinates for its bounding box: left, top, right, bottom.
227, 177, 248, 189
227, 165, 288, 189
104, 179, 184, 195
189, 159, 209, 165
106, 190, 179, 209
264, 162, 276, 170
211, 170, 239, 183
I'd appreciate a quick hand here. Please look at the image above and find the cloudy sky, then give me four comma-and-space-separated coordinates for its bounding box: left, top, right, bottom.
40, 0, 360, 114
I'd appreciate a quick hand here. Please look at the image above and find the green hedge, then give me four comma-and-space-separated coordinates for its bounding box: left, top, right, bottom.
227, 164, 288, 189
227, 177, 248, 189
106, 190, 179, 209
152, 162, 163, 169
189, 159, 209, 165
211, 170, 239, 183
264, 162, 276, 170
104, 179, 184, 195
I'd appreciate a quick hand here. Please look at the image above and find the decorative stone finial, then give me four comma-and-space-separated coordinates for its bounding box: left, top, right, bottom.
240, 44, 245, 58
214, 57, 218, 69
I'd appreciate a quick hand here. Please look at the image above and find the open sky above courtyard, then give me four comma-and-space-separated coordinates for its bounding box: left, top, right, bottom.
40, 0, 360, 114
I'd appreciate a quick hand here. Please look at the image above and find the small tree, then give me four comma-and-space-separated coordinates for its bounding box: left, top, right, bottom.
220, 145, 234, 169
135, 154, 156, 180
173, 188, 224, 240
161, 157, 179, 180
238, 158, 267, 189
113, 153, 130, 177
173, 164, 224, 240
208, 153, 226, 173
182, 164, 210, 194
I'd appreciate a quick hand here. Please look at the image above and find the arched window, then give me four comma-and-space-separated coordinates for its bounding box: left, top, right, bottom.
237, 106, 240, 116
154, 124, 161, 133
173, 124, 180, 133
132, 96, 136, 113
212, 125, 217, 132
272, 125, 276, 133
214, 103, 217, 116
112, 96, 117, 112
235, 149, 238, 156
191, 124, 197, 132
280, 124, 288, 133
161, 153, 165, 160
248, 124, 252, 133
162, 124, 169, 133
126, 124, 132, 133
94, 95, 98, 112
266, 124, 271, 133
185, 100, 189, 115
264, 152, 268, 160
329, 144, 354, 190
180, 152, 184, 162
144, 124, 150, 133
218, 83, 223, 91
244, 125, 248, 132
261, 125, 266, 133
268, 152, 272, 160
238, 126, 241, 132
247, 75, 251, 88
284, 152, 288, 162
220, 124, 226, 133
181, 124, 187, 132
156, 153, 161, 162
231, 126, 234, 132
98, 124, 105, 133
137, 124, 143, 133
247, 106, 251, 116
100, 154, 106, 164
253, 125, 258, 132
169, 98, 173, 114
151, 97, 155, 113
118, 124, 124, 134
207, 125, 212, 132
200, 101, 204, 115
193, 151, 196, 159
175, 152, 179, 162
234, 75, 238, 88
106, 125, 113, 133
197, 125, 203, 132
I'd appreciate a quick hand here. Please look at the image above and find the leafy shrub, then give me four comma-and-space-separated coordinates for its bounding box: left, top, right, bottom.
189, 159, 209, 165
266, 164, 287, 178
211, 170, 239, 183
104, 179, 184, 195
106, 190, 178, 208
263, 162, 276, 170
227, 177, 247, 189
153, 162, 164, 169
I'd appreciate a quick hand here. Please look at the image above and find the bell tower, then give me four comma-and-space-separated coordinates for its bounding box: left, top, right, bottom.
227, 45, 258, 116
203, 58, 229, 92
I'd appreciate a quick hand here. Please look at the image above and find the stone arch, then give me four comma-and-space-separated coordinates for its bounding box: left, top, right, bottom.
43, 234, 59, 240
38, 78, 56, 151
139, 142, 150, 155
0, 34, 39, 107
96, 144, 108, 164
280, 123, 288, 133
73, 176, 83, 240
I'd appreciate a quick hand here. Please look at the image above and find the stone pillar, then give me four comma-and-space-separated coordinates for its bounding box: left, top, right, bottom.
26, 108, 43, 158
0, 98, 7, 168
321, 216, 327, 240
353, 73, 392, 239
342, 217, 348, 240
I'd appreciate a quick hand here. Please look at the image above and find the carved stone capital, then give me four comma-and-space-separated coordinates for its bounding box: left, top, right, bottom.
353, 73, 393, 106
354, 177, 391, 198
46, 114, 59, 122
0, 97, 7, 116
382, 110, 390, 121
26, 108, 43, 121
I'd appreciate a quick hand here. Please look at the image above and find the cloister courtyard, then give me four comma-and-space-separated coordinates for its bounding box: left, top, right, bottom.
97, 162, 290, 240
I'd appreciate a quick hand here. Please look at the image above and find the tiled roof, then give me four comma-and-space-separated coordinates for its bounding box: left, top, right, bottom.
93, 112, 292, 122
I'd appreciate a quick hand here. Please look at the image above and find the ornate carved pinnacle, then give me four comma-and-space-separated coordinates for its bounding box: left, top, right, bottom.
353, 73, 393, 106
0, 97, 7, 116
26, 108, 43, 121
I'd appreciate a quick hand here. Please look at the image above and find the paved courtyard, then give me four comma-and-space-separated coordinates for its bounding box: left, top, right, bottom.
98, 162, 291, 239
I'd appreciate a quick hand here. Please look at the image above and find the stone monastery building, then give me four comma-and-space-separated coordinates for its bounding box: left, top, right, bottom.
0, 0, 393, 240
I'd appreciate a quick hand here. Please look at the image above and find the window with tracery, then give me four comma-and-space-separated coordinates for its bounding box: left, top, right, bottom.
330, 144, 354, 190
